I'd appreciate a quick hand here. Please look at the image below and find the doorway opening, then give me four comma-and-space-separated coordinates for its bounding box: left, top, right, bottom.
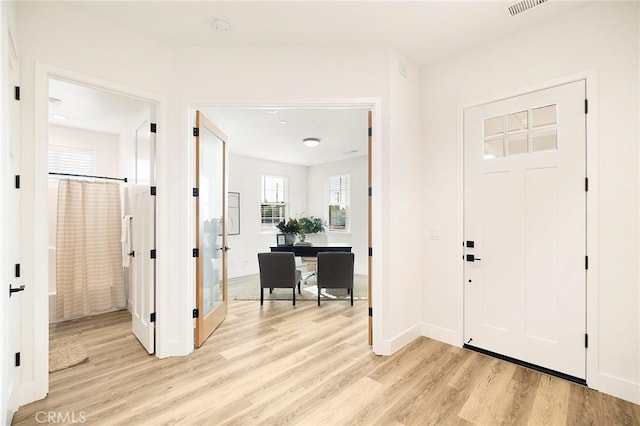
46, 77, 158, 371
192, 106, 374, 346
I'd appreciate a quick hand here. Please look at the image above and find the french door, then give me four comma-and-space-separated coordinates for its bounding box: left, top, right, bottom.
464, 81, 587, 379
194, 111, 228, 348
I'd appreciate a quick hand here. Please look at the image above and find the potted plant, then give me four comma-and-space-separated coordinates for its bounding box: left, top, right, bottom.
297, 216, 326, 245
276, 218, 301, 246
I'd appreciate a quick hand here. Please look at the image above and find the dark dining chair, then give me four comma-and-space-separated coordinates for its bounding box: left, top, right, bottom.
316, 252, 355, 306
257, 252, 302, 306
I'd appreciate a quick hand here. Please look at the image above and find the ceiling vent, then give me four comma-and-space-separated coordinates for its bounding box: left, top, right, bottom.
507, 0, 548, 16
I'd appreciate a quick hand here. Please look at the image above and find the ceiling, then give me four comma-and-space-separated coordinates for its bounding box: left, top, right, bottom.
63, 1, 581, 67
48, 79, 367, 166
199, 107, 369, 166
49, 78, 151, 135
49, 1, 583, 166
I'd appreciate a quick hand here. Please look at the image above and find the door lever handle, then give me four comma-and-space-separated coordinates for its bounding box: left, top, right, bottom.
9, 284, 25, 297
466, 254, 482, 262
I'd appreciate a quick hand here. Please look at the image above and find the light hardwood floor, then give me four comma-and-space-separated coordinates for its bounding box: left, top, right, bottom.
13, 301, 640, 425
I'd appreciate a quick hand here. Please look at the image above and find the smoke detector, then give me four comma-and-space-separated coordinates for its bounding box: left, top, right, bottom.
213, 19, 231, 32
507, 0, 548, 16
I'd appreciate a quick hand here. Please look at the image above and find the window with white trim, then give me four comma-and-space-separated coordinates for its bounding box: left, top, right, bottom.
261, 175, 288, 231
48, 145, 95, 178
327, 174, 350, 231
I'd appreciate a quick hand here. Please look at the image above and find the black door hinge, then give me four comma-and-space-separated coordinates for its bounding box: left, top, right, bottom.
368, 187, 372, 197
584, 99, 588, 114
585, 333, 589, 348
368, 247, 373, 257
585, 255, 589, 270
150, 249, 156, 259
150, 312, 156, 323
368, 307, 373, 317
193, 248, 199, 257
193, 127, 199, 137
15, 175, 20, 189
15, 352, 20, 367
193, 187, 199, 197
14, 86, 20, 101
15, 264, 20, 278
368, 127, 372, 137
150, 186, 157, 196
585, 177, 589, 192
193, 308, 199, 318
150, 123, 157, 133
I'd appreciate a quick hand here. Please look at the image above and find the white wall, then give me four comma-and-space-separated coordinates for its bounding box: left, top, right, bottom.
421, 2, 639, 404
16, 1, 172, 403
227, 153, 369, 278
16, 0, 425, 406
227, 154, 308, 277
47, 125, 121, 322
307, 155, 368, 275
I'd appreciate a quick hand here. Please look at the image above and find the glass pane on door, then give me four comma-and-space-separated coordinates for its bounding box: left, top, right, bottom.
195, 110, 228, 348
200, 128, 224, 316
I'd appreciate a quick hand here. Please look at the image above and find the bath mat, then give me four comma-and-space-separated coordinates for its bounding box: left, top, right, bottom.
49, 335, 89, 373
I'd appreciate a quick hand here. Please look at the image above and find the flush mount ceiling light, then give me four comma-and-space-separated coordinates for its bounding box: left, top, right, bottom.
213, 19, 231, 32
303, 138, 320, 148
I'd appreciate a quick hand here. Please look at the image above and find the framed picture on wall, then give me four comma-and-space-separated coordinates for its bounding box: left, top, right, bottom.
276, 234, 286, 247
227, 192, 240, 235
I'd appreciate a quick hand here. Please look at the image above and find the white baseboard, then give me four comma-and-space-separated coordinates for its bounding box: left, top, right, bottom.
596, 372, 640, 405
420, 322, 459, 347
48, 293, 56, 323
375, 323, 422, 356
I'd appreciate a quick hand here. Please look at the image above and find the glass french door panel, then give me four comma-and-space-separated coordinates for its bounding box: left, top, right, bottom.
199, 127, 224, 317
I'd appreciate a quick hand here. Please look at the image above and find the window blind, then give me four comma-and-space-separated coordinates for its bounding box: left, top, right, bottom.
49, 145, 95, 177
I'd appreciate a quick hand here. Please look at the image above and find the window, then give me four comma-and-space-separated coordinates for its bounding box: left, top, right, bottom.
261, 175, 288, 231
48, 145, 95, 177
328, 174, 350, 231
482, 104, 558, 159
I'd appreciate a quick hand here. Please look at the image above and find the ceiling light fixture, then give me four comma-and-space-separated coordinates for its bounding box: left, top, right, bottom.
303, 138, 320, 148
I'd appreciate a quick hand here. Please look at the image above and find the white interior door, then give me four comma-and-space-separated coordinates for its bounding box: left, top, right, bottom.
130, 185, 155, 354
464, 81, 586, 380
2, 10, 21, 422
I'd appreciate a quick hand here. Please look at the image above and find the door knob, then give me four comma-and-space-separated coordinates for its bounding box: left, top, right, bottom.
9, 284, 25, 297
466, 254, 482, 262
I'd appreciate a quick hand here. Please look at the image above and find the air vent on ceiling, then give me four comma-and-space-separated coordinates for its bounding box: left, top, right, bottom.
507, 0, 548, 16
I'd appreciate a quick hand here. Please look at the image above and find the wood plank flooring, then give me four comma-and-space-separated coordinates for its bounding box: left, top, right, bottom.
13, 301, 640, 425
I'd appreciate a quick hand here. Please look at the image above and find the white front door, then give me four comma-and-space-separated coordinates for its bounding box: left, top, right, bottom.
464, 81, 587, 380
130, 185, 155, 354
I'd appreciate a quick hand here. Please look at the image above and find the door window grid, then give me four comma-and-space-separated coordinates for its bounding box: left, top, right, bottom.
483, 104, 558, 159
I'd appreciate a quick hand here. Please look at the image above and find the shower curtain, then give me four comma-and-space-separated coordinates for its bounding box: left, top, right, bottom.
56, 179, 126, 320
